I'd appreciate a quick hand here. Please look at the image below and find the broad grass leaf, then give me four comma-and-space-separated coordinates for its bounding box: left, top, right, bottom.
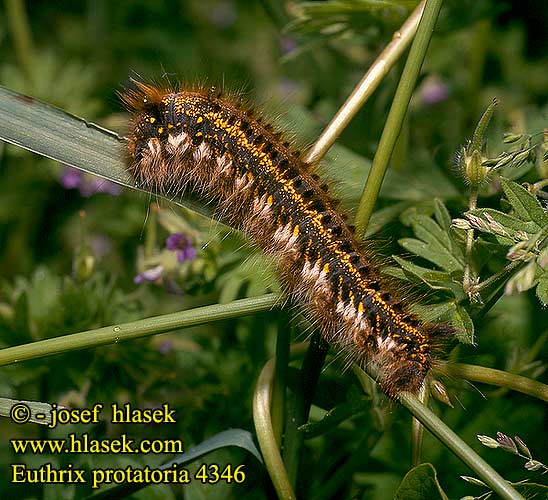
0, 85, 212, 218
85, 429, 262, 500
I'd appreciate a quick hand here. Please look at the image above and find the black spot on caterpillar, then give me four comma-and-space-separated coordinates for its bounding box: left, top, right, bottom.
121, 79, 451, 397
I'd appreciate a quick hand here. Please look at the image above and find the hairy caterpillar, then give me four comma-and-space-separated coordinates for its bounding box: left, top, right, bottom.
121, 80, 450, 396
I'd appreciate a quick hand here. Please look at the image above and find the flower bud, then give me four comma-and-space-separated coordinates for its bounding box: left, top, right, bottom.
455, 99, 499, 187
464, 149, 487, 187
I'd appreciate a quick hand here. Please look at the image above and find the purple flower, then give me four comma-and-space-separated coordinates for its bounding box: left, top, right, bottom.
59, 166, 121, 197
419, 77, 449, 106
79, 177, 122, 197
157, 339, 174, 354
60, 167, 83, 189
90, 235, 112, 259
165, 233, 196, 263
134, 265, 164, 284
280, 36, 297, 55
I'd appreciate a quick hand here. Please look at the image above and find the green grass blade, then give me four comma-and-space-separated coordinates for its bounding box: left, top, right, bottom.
0, 397, 54, 426
85, 429, 262, 500
354, 0, 443, 236
0, 85, 211, 217
0, 86, 127, 181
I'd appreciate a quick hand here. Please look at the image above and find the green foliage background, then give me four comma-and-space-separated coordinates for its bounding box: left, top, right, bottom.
0, 1, 547, 499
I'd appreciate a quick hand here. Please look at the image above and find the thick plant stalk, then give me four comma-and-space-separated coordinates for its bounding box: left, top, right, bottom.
399, 390, 524, 500
0, 294, 279, 366
304, 1, 426, 165
355, 0, 443, 237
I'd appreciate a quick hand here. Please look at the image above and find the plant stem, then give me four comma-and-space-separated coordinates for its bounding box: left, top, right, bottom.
5, 0, 35, 86
411, 383, 428, 466
463, 188, 478, 298
253, 343, 309, 500
441, 363, 548, 403
472, 261, 521, 297
354, 0, 443, 238
271, 311, 292, 447
304, 1, 425, 165
0, 294, 280, 366
398, 391, 524, 500
283, 331, 329, 490
355, 361, 523, 500
531, 178, 548, 192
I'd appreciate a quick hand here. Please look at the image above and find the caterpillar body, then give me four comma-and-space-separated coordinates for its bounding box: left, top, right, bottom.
122, 80, 449, 396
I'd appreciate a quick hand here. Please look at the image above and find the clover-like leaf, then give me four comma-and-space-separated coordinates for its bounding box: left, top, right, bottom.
394, 463, 449, 500
392, 256, 463, 298
399, 207, 465, 273
535, 270, 548, 306
410, 301, 474, 344
500, 177, 548, 228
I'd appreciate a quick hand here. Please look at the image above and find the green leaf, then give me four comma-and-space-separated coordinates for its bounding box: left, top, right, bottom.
409, 301, 474, 344
392, 256, 461, 295
0, 397, 55, 426
399, 236, 463, 274
536, 272, 548, 306
408, 301, 455, 323
394, 463, 449, 500
500, 177, 548, 227
398, 208, 465, 273
299, 397, 370, 439
85, 429, 263, 500
451, 304, 475, 344
434, 198, 452, 230
412, 214, 453, 249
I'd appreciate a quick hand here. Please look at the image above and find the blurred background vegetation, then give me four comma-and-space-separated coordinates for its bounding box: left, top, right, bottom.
0, 0, 547, 499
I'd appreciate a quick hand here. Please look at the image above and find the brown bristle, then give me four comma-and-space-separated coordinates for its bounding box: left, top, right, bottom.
119, 78, 167, 111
